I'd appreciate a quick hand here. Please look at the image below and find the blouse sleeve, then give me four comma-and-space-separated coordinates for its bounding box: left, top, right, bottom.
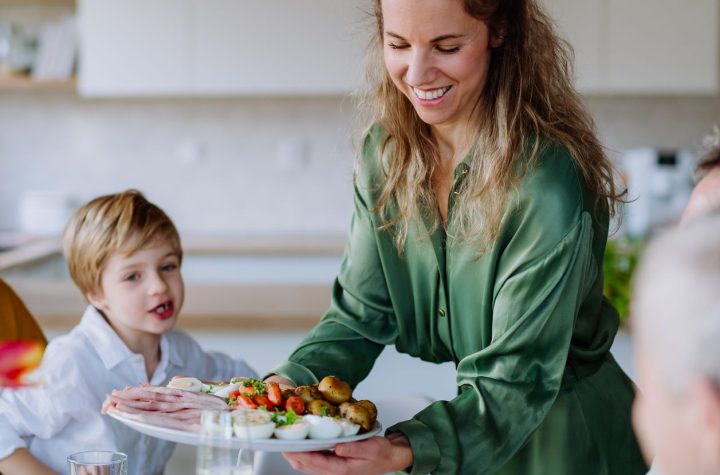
271, 181, 398, 387
390, 165, 599, 474
271, 128, 398, 387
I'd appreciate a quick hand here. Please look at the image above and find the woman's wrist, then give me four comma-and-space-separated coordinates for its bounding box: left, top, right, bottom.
387, 432, 414, 472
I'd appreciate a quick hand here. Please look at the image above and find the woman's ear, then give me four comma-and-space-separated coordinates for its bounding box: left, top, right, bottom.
490, 22, 507, 48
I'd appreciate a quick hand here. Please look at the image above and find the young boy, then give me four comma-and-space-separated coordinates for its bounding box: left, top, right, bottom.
632, 214, 720, 475
0, 190, 256, 475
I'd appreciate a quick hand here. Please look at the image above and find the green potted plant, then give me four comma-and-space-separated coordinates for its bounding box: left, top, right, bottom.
603, 237, 643, 326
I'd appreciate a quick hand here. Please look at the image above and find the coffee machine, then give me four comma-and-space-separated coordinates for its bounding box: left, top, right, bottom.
619, 147, 695, 237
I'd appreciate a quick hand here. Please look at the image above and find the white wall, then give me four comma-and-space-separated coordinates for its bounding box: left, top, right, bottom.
0, 94, 358, 235
1, 93, 719, 234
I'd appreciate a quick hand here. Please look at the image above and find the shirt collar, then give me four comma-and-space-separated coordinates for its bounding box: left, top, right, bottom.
76, 306, 183, 372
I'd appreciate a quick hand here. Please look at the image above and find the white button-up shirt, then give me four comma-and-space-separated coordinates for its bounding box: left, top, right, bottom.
0, 306, 256, 475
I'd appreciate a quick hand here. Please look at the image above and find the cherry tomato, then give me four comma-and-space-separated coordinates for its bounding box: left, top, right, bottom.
235, 395, 258, 409
285, 396, 305, 414
228, 389, 241, 399
267, 382, 283, 406
252, 395, 275, 411
239, 385, 256, 396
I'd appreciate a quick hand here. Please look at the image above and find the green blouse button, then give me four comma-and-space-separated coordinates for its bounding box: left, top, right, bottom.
438, 308, 446, 317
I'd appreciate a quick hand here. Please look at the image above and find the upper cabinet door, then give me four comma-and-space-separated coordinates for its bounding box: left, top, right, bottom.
542, 0, 718, 94
605, 0, 718, 94
78, 0, 192, 96
191, 0, 368, 95
543, 0, 605, 93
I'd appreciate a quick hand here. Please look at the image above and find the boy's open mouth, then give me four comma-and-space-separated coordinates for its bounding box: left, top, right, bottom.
151, 301, 174, 320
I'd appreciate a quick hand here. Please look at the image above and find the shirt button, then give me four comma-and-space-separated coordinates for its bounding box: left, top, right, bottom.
438, 309, 446, 317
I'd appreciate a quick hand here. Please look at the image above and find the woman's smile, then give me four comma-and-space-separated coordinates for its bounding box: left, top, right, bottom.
411, 85, 453, 103
382, 0, 495, 130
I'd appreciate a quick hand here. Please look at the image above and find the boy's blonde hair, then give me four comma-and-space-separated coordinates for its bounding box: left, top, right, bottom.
63, 190, 182, 298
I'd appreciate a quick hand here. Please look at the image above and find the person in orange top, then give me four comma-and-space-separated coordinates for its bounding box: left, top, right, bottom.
0, 279, 46, 345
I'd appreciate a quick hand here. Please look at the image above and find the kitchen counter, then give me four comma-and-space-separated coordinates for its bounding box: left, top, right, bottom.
0, 234, 347, 332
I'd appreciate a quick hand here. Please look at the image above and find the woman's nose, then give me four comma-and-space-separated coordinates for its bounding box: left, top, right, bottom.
405, 49, 434, 86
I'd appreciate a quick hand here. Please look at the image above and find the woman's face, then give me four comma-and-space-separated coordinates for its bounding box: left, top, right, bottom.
381, 0, 497, 131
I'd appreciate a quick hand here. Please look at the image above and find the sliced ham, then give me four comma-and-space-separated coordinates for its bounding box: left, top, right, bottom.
102, 383, 229, 432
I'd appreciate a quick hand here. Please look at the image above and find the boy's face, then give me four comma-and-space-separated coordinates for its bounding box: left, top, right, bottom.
88, 242, 184, 349
633, 342, 717, 475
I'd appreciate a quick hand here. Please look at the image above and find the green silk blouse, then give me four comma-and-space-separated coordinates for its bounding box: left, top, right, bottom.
272, 125, 647, 474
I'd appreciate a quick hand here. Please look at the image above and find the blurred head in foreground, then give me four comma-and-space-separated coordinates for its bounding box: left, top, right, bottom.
682, 130, 720, 221
632, 214, 720, 475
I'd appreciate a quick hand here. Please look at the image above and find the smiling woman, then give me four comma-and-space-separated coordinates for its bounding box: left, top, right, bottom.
269, 0, 647, 474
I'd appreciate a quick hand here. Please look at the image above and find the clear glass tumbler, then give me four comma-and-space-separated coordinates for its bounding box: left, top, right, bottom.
197, 409, 253, 475
67, 451, 128, 475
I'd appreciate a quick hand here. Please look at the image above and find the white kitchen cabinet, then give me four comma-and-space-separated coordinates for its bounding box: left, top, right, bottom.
605, 0, 718, 94
78, 0, 367, 96
78, 0, 192, 96
543, 0, 718, 94
542, 0, 606, 92
191, 0, 367, 95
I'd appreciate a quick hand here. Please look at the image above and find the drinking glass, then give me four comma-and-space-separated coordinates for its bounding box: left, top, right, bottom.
67, 451, 127, 475
197, 409, 253, 475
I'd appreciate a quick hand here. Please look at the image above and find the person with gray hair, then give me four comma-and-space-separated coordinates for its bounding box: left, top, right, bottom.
632, 214, 720, 475
682, 130, 720, 221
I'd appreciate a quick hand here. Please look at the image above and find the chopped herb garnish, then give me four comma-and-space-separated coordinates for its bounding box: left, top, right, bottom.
320, 406, 329, 417
271, 409, 298, 426
241, 378, 268, 395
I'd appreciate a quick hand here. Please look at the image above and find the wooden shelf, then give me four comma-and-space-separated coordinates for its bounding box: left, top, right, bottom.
0, 74, 76, 92
0, 0, 74, 6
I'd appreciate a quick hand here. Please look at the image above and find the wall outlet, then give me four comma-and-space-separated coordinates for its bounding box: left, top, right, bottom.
175, 138, 208, 165
274, 138, 309, 172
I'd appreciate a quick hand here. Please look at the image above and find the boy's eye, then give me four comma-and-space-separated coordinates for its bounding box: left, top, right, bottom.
161, 263, 178, 272
125, 273, 140, 282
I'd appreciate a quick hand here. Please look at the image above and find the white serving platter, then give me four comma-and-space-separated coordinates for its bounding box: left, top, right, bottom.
107, 410, 382, 452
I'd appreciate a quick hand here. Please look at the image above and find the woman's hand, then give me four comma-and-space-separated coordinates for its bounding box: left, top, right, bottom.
263, 374, 296, 391
283, 433, 413, 475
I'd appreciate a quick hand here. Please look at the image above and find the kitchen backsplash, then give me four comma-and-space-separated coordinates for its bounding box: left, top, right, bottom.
0, 93, 718, 235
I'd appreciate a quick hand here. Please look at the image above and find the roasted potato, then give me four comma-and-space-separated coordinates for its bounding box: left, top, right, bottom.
294, 385, 323, 404
354, 400, 378, 422
307, 399, 338, 417
318, 375, 352, 405
338, 402, 373, 431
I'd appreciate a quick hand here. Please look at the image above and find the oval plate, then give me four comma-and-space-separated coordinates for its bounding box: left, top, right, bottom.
107, 409, 382, 452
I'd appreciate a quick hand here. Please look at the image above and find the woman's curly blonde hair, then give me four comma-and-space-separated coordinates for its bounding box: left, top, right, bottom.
360, 0, 624, 251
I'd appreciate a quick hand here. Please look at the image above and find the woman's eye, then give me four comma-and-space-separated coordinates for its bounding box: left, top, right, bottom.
435, 45, 460, 53
387, 43, 409, 50
125, 273, 140, 282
